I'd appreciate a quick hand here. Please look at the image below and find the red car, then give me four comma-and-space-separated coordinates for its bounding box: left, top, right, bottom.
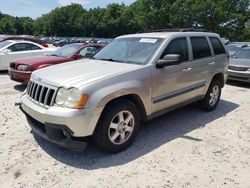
0, 35, 49, 47
8, 43, 104, 84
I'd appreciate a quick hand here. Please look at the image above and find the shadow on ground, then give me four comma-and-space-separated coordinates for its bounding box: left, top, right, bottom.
227, 80, 250, 89
14, 84, 26, 92
34, 99, 239, 170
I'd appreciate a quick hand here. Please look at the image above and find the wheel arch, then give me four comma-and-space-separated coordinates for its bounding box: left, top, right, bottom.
102, 94, 147, 120
211, 72, 225, 87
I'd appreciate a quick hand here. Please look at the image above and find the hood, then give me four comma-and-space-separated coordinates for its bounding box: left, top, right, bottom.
32, 59, 142, 88
13, 55, 69, 66
230, 58, 250, 67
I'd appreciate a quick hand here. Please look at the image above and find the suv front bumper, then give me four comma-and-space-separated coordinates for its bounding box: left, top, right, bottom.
20, 105, 87, 150
20, 95, 102, 149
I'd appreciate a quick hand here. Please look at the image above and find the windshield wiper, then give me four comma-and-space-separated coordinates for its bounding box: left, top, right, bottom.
100, 58, 115, 62
50, 54, 59, 57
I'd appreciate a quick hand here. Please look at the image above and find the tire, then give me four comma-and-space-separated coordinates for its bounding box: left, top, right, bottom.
93, 99, 141, 153
199, 79, 222, 111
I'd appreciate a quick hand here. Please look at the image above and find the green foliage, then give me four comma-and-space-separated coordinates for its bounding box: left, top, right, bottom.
0, 0, 249, 41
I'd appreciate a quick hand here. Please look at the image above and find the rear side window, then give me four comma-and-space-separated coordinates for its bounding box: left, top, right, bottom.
25, 43, 41, 50
8, 43, 41, 52
161, 38, 189, 61
191, 37, 211, 59
209, 37, 226, 55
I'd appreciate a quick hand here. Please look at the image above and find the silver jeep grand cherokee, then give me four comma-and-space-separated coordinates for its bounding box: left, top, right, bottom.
20, 29, 229, 152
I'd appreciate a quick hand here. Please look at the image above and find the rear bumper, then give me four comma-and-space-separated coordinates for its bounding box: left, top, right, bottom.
20, 105, 87, 151
8, 68, 31, 84
228, 70, 250, 83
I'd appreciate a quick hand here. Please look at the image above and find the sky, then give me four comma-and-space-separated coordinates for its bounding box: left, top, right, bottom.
0, 0, 136, 19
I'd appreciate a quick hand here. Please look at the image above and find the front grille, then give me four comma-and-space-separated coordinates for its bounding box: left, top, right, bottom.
228, 75, 249, 80
27, 81, 57, 107
228, 66, 249, 72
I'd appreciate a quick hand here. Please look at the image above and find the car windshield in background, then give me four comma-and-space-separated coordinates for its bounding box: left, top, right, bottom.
232, 48, 250, 59
51, 43, 81, 57
226, 45, 243, 56
93, 37, 163, 65
0, 41, 12, 49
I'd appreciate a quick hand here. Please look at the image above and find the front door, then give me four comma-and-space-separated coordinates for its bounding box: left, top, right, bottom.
151, 36, 211, 113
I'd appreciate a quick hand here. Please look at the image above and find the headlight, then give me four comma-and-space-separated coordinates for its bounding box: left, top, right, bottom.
55, 87, 88, 109
17, 64, 29, 71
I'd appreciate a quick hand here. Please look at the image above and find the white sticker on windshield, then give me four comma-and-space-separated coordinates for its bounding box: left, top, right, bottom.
140, 38, 157, 43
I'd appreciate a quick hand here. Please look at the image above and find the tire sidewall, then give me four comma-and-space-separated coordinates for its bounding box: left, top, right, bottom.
94, 100, 141, 153
205, 80, 222, 111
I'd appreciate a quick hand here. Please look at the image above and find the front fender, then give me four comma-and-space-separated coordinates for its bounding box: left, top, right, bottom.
87, 80, 151, 116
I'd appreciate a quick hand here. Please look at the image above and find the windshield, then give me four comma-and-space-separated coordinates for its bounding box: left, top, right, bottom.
0, 41, 12, 49
232, 48, 250, 59
227, 45, 243, 56
93, 37, 163, 65
51, 43, 81, 57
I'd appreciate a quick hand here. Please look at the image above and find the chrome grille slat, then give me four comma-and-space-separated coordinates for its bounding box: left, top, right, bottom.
31, 83, 36, 98
50, 91, 57, 106
28, 82, 34, 96
32, 84, 38, 99
39, 87, 45, 103
27, 81, 57, 107
44, 89, 51, 106
35, 85, 41, 101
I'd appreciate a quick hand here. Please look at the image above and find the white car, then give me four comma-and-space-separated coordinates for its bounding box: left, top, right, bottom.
0, 40, 55, 70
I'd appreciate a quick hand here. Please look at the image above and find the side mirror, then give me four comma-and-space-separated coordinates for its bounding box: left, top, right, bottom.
3, 49, 11, 54
156, 54, 181, 69
73, 54, 83, 60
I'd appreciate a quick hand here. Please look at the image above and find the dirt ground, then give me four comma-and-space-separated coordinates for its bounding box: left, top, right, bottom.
0, 71, 249, 188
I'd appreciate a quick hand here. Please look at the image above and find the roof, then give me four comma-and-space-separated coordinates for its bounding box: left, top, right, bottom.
117, 32, 219, 39
2, 40, 45, 48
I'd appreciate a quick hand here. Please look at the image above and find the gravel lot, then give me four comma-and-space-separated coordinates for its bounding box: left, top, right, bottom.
0, 71, 250, 188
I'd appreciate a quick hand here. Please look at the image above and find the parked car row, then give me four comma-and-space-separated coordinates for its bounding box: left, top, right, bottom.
52, 38, 112, 47
0, 35, 49, 47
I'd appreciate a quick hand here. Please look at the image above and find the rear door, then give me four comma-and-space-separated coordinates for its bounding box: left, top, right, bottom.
208, 37, 228, 80
188, 36, 213, 91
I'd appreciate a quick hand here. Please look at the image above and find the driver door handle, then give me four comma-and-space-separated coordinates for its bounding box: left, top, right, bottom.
182, 67, 192, 72
209, 62, 215, 65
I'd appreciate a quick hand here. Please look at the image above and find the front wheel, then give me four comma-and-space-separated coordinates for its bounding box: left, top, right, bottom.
93, 99, 141, 153
199, 79, 222, 111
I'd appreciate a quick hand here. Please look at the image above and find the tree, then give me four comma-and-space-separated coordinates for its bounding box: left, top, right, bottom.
0, 1, 249, 41
170, 0, 250, 40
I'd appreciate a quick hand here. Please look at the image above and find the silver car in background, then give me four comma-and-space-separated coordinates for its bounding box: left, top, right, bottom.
228, 47, 250, 83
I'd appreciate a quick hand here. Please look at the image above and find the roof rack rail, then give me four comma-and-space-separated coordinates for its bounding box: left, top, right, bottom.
138, 28, 210, 33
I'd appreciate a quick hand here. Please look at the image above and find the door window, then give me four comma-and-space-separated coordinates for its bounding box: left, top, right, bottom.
191, 37, 211, 59
7, 43, 41, 52
79, 46, 98, 58
161, 38, 189, 61
209, 37, 226, 55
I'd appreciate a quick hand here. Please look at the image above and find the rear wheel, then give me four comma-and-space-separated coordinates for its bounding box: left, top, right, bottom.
93, 99, 140, 153
199, 79, 222, 111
